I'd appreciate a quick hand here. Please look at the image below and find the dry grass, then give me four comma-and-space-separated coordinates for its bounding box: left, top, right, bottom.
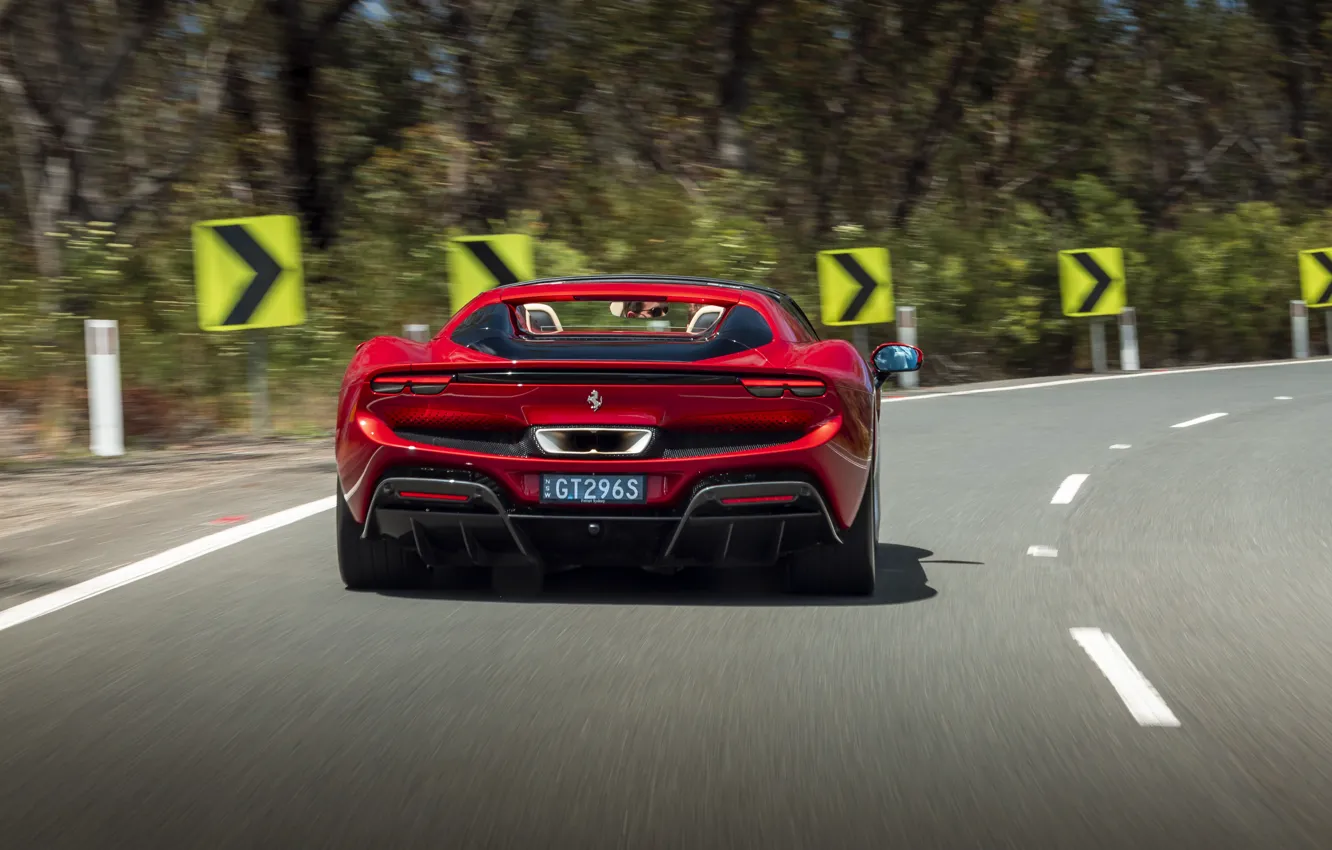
0, 380, 336, 463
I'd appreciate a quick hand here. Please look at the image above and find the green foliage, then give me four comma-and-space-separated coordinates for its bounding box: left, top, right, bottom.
4, 0, 1332, 447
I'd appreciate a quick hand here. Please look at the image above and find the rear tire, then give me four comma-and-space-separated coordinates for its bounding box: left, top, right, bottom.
784, 461, 877, 597
336, 485, 428, 590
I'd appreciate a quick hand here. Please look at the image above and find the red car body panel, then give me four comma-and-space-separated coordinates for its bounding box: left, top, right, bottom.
334, 278, 877, 537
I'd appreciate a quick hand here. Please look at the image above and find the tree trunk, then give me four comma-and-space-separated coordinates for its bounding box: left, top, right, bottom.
6, 105, 76, 450
893, 0, 1000, 231
225, 49, 269, 205
815, 0, 877, 235
450, 0, 507, 229
713, 0, 767, 170
275, 0, 336, 249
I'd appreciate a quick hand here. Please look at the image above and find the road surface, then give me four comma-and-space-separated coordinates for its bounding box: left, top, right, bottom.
1, 359, 1330, 848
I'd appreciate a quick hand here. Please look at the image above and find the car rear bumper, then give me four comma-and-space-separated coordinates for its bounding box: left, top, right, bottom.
337, 410, 872, 529
363, 472, 843, 572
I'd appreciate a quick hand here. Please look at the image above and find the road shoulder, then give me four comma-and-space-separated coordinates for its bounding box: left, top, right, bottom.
0, 440, 335, 610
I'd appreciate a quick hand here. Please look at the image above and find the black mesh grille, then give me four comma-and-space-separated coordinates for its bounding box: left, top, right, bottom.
689, 468, 821, 497
389, 426, 803, 458
656, 430, 804, 458
393, 429, 537, 457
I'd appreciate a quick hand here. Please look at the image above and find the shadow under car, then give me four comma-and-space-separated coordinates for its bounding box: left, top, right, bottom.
369, 543, 939, 607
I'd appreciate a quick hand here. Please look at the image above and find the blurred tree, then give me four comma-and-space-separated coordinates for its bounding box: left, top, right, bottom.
0, 0, 244, 287
2, 0, 1332, 448
713, 0, 771, 170
265, 0, 428, 247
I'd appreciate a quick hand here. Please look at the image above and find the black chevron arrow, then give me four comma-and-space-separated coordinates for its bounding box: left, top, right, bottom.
464, 240, 520, 286
1310, 251, 1332, 306
215, 225, 283, 326
833, 253, 879, 322
1072, 252, 1114, 314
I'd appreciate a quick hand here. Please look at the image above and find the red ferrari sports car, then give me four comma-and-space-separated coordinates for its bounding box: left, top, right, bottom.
334, 275, 922, 596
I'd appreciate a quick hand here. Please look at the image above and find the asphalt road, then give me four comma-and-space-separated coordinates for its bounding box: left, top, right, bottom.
2, 360, 1331, 849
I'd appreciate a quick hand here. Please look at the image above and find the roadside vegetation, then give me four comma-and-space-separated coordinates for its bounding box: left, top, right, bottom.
1, 1, 1330, 454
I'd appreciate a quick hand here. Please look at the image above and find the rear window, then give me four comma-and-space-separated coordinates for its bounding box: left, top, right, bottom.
512, 298, 731, 336
450, 299, 775, 362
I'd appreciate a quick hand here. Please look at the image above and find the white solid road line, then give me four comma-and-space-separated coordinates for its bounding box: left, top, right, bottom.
1070, 628, 1181, 727
1051, 474, 1089, 505
0, 497, 335, 635
1171, 412, 1228, 429
881, 355, 1332, 403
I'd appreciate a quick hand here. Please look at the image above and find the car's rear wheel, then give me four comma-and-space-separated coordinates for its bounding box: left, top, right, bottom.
336, 485, 428, 590
783, 459, 877, 596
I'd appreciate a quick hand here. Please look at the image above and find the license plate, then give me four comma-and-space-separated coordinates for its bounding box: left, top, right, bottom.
540, 474, 646, 504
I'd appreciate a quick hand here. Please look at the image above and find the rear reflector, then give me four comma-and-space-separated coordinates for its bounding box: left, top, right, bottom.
399, 491, 470, 502
720, 495, 797, 506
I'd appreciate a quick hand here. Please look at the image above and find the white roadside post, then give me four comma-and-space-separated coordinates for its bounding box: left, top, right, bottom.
248, 329, 269, 437
1119, 306, 1140, 372
851, 325, 870, 357
1325, 309, 1332, 356
84, 319, 124, 457
1291, 300, 1309, 359
895, 305, 919, 388
1089, 317, 1109, 373
403, 323, 431, 342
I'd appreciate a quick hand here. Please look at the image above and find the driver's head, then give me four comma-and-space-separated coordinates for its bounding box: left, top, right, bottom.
609, 300, 669, 319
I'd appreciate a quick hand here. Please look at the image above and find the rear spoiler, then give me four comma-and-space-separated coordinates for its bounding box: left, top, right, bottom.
496, 283, 742, 306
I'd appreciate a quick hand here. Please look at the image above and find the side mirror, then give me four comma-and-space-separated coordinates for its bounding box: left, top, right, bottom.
871, 342, 923, 381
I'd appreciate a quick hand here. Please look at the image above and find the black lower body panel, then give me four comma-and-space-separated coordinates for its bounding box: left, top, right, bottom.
363, 474, 842, 574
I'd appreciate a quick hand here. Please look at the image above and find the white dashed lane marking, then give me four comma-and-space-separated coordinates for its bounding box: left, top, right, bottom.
1071, 628, 1181, 728
1027, 545, 1058, 558
1051, 474, 1089, 505
1171, 412, 1228, 429
1110, 444, 1131, 450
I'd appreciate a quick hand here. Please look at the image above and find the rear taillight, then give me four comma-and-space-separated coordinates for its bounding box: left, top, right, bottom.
720, 495, 797, 506
371, 374, 452, 395
786, 380, 826, 398
739, 378, 785, 398
740, 377, 825, 398
371, 374, 411, 393
406, 375, 452, 395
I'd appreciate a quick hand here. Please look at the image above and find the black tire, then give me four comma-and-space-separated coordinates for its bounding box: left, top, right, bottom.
336, 485, 428, 590
491, 563, 544, 597
784, 460, 877, 596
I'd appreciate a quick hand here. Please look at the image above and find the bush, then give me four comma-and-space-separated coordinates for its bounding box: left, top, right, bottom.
2, 166, 1324, 454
